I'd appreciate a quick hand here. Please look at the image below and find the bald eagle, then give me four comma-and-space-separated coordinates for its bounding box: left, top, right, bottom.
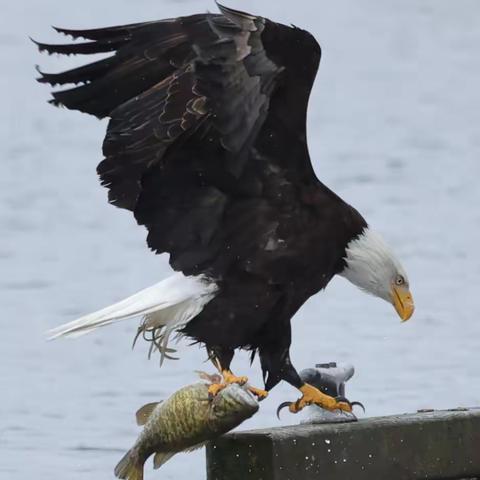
38, 3, 414, 413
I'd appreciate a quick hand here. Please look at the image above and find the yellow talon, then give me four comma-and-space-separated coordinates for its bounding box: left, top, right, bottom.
208, 369, 267, 400
289, 383, 352, 414
208, 383, 227, 397
248, 386, 269, 400
222, 370, 248, 386
208, 370, 248, 398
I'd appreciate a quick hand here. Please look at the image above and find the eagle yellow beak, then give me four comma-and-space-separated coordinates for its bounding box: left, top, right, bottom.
392, 285, 414, 322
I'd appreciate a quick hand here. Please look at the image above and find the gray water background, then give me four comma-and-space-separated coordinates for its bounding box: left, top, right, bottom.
1, 0, 480, 478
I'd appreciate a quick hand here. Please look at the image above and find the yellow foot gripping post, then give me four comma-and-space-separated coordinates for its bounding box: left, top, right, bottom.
276, 383, 364, 418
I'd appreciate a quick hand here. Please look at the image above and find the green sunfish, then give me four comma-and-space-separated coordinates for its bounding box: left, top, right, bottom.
114, 373, 259, 480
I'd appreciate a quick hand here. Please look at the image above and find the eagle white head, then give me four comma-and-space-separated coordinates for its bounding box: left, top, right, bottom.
340, 227, 415, 321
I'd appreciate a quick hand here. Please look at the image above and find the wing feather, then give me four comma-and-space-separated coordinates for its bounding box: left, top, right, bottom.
36, 4, 322, 279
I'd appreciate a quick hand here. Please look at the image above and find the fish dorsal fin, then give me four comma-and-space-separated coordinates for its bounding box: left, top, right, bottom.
136, 401, 161, 426
153, 451, 175, 469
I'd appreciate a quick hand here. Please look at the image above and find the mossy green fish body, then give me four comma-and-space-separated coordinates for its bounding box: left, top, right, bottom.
115, 380, 259, 480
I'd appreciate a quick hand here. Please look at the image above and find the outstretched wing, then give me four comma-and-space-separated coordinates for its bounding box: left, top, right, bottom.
36, 4, 322, 280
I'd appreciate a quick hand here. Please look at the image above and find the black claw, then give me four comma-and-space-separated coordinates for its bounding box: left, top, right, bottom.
335, 396, 365, 413
276, 401, 292, 419
350, 401, 366, 413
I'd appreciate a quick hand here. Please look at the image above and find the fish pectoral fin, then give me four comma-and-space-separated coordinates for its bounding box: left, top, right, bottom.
153, 451, 175, 469
183, 441, 206, 454
152, 444, 204, 470
136, 401, 161, 426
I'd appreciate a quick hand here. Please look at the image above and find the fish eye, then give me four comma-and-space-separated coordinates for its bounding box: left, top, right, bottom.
395, 275, 405, 286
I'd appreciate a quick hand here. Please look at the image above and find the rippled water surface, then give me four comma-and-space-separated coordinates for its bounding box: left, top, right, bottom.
2, 1, 480, 479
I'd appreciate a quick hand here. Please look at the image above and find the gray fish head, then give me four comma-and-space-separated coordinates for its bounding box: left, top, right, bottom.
208, 384, 259, 430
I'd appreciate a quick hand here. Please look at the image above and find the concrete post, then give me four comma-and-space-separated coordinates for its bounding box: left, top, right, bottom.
206, 409, 480, 480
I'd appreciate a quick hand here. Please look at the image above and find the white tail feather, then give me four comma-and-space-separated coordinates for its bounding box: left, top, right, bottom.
47, 273, 218, 341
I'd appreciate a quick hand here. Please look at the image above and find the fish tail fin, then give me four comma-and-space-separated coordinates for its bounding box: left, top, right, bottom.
114, 449, 143, 480
46, 273, 218, 340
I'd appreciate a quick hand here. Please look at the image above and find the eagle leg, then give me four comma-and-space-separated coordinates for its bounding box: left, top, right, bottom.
222, 369, 248, 386
261, 351, 355, 417
207, 347, 268, 400
277, 383, 353, 417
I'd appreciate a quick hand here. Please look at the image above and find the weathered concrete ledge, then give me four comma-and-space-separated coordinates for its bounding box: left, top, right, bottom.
206, 408, 480, 480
